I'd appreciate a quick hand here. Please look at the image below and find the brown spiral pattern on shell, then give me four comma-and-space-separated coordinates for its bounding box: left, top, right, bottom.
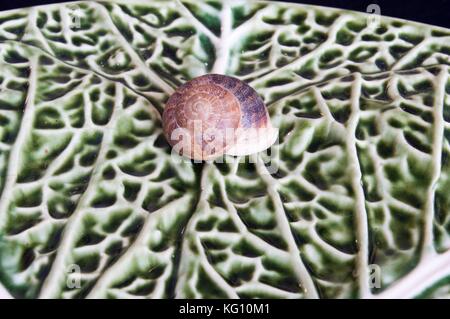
162, 74, 270, 160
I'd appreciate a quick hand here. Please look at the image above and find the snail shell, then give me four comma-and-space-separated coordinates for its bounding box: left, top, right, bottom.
162, 74, 278, 161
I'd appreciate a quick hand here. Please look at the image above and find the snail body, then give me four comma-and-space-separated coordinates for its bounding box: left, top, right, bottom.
162, 74, 278, 161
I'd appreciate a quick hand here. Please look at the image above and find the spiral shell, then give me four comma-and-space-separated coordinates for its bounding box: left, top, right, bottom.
162, 74, 277, 161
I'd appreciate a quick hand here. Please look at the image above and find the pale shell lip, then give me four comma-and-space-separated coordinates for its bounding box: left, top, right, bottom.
225, 124, 279, 157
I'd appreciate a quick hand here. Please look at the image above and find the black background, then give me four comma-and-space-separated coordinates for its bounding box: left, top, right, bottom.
0, 299, 440, 317
0, 0, 449, 29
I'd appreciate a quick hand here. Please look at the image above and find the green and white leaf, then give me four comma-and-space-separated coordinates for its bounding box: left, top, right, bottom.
0, 0, 449, 299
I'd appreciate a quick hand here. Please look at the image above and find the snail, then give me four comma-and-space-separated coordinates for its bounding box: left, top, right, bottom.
162, 74, 278, 161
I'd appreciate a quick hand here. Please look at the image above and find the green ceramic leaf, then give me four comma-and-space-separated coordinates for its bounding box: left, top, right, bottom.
0, 0, 449, 299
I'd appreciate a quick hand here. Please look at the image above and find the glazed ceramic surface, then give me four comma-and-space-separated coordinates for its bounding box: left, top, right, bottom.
0, 0, 449, 299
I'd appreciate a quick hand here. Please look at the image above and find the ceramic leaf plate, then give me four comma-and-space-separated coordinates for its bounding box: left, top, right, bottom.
0, 0, 449, 299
